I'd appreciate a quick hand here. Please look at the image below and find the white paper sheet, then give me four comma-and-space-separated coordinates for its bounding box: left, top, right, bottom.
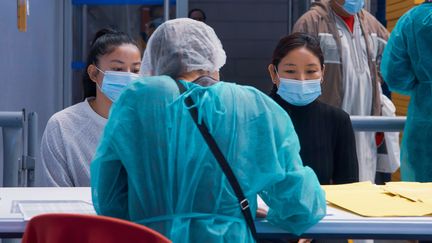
17, 200, 96, 221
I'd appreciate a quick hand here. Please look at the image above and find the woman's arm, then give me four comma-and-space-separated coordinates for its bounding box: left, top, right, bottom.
37, 118, 74, 187
381, 15, 416, 95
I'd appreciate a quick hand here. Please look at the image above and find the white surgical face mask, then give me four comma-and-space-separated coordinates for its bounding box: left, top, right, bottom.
95, 66, 140, 102
275, 68, 321, 106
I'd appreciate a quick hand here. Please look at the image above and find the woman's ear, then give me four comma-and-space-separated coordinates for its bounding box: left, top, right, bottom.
267, 64, 278, 84
87, 64, 99, 83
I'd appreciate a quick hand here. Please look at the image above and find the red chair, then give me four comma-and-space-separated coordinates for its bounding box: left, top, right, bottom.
21, 213, 171, 243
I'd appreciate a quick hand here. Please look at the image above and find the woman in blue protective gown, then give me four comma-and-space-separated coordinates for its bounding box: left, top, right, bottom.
380, 2, 432, 182
91, 18, 326, 242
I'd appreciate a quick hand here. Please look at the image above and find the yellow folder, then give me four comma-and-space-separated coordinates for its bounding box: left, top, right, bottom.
322, 182, 432, 217
383, 182, 432, 204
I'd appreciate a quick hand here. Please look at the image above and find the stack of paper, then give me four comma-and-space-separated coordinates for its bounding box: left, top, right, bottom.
322, 182, 432, 217
18, 200, 96, 221
383, 182, 432, 204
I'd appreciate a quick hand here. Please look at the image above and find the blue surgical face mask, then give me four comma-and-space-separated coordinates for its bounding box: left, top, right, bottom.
342, 0, 364, 15
95, 67, 140, 102
275, 68, 322, 106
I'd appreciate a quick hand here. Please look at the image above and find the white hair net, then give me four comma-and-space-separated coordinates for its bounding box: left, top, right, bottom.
140, 18, 226, 77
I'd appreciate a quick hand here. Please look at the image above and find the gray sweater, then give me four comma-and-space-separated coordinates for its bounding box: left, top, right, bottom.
37, 98, 107, 187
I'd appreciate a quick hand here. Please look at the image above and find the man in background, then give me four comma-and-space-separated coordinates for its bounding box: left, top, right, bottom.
293, 0, 390, 183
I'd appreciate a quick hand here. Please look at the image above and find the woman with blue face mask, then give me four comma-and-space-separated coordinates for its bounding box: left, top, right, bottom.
268, 32, 359, 185
37, 28, 142, 187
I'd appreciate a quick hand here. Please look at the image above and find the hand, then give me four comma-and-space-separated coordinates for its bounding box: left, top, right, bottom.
256, 208, 268, 218
298, 239, 312, 243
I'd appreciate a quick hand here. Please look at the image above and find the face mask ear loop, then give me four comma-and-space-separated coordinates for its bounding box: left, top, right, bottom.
93, 65, 105, 92
274, 66, 281, 84
94, 65, 105, 75
95, 82, 103, 92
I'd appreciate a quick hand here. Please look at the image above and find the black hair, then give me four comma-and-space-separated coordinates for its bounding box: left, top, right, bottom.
271, 32, 324, 69
82, 28, 139, 99
188, 8, 206, 22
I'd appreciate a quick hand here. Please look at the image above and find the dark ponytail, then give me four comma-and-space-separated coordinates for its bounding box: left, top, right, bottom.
82, 28, 139, 99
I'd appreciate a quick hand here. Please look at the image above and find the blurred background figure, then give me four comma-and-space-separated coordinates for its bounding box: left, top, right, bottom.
381, 0, 432, 183
293, 0, 390, 183
188, 8, 206, 22
142, 5, 164, 43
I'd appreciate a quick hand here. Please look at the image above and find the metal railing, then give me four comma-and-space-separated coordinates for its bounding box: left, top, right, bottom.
0, 113, 405, 186
0, 111, 38, 187
350, 116, 406, 132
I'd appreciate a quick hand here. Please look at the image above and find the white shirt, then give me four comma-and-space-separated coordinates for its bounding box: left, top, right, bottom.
336, 15, 373, 116
335, 15, 377, 182
37, 98, 107, 187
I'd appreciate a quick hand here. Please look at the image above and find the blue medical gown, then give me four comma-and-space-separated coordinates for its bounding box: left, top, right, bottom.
91, 76, 326, 242
381, 3, 432, 182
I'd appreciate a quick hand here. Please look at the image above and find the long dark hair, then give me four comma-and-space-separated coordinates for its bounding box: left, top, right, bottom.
82, 28, 139, 99
271, 32, 324, 69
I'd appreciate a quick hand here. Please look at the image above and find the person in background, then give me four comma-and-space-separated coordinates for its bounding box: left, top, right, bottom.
145, 19, 163, 41
188, 8, 206, 22
268, 32, 359, 185
293, 0, 389, 183
381, 1, 432, 182
145, 6, 164, 41
91, 18, 325, 242
36, 29, 141, 187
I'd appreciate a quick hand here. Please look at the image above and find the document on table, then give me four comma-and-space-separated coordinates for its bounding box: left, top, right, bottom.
383, 182, 432, 204
322, 181, 432, 217
17, 200, 96, 221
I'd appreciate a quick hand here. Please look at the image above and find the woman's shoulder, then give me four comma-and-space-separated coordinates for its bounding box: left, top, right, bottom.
45, 100, 95, 131
317, 101, 350, 121
220, 82, 281, 108
217, 81, 289, 118
130, 76, 176, 92
118, 76, 179, 104
218, 81, 268, 97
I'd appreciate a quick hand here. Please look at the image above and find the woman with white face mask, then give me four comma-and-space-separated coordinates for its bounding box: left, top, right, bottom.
37, 28, 142, 187
268, 32, 358, 185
